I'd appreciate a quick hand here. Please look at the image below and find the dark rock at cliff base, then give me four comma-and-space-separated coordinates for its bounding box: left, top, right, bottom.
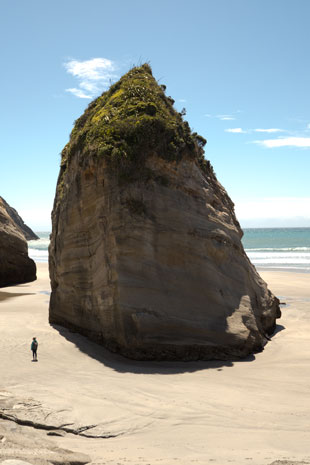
0, 196, 38, 240
0, 197, 36, 287
49, 64, 280, 361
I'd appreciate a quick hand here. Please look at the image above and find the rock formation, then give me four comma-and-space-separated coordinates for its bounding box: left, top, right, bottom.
0, 391, 121, 439
0, 416, 90, 465
0, 196, 38, 241
49, 64, 280, 361
0, 197, 36, 287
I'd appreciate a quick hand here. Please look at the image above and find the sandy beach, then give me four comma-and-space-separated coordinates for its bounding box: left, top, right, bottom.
1, 263, 310, 465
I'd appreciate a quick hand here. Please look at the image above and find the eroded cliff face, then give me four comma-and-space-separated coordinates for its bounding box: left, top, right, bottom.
49, 64, 280, 360
0, 197, 36, 287
0, 196, 38, 241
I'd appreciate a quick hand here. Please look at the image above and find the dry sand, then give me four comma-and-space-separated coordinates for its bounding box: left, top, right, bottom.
1, 263, 310, 465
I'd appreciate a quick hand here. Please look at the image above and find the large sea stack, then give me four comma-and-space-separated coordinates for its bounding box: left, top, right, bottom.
0, 197, 36, 287
49, 64, 280, 360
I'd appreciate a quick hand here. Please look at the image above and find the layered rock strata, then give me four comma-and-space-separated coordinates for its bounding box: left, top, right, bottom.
0, 196, 38, 240
0, 419, 90, 465
49, 64, 280, 360
0, 197, 36, 287
0, 391, 122, 438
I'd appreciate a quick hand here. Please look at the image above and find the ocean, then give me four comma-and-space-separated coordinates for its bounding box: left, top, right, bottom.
28, 232, 50, 263
28, 228, 310, 272
242, 227, 310, 272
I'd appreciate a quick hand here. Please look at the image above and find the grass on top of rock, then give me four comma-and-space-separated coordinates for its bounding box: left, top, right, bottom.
61, 63, 211, 181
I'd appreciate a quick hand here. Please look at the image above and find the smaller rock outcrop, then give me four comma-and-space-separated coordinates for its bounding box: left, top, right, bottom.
0, 196, 38, 240
0, 420, 90, 465
0, 390, 126, 438
0, 197, 36, 287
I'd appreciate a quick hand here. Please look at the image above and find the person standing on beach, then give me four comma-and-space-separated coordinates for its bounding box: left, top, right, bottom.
31, 337, 38, 361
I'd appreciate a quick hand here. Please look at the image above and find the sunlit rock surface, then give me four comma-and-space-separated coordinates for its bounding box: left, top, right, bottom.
49, 64, 280, 360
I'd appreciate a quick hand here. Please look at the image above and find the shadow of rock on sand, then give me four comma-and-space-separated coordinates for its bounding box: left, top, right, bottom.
274, 323, 286, 335
50, 324, 260, 375
272, 324, 285, 337
0, 291, 35, 303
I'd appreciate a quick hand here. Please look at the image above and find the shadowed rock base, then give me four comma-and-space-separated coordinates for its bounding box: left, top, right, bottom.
0, 247, 36, 288
49, 314, 271, 362
0, 197, 36, 287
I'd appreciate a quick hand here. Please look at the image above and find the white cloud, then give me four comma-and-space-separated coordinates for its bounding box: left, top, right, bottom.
217, 115, 235, 121
64, 57, 117, 99
255, 136, 310, 148
225, 128, 247, 133
204, 114, 236, 120
178, 98, 186, 103
64, 58, 115, 80
235, 197, 310, 227
66, 87, 92, 99
79, 81, 98, 92
254, 128, 284, 133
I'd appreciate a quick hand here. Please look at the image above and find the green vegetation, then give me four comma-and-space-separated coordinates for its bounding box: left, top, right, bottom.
60, 63, 211, 181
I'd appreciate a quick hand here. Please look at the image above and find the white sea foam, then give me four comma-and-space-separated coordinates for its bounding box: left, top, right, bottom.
28, 237, 50, 250
246, 249, 310, 271
247, 255, 310, 264
246, 247, 310, 252
247, 251, 310, 259
28, 234, 50, 263
28, 248, 49, 262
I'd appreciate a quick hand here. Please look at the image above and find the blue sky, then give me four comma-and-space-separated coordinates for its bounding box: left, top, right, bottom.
1, 0, 310, 230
